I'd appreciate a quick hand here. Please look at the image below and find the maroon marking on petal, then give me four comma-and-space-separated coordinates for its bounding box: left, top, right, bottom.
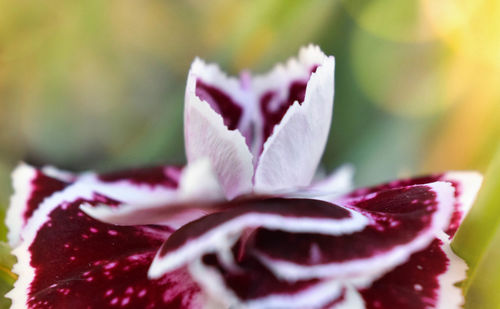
445, 179, 463, 237
98, 166, 181, 188
202, 252, 321, 301
24, 171, 68, 223
361, 238, 447, 309
195, 79, 243, 131
159, 198, 351, 258
254, 186, 439, 265
345, 173, 464, 237
259, 65, 319, 146
321, 288, 346, 308
346, 174, 444, 199
27, 201, 202, 308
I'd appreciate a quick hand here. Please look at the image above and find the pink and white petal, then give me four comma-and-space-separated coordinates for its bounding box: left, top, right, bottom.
149, 198, 368, 279
7, 163, 69, 247
81, 159, 225, 227
7, 193, 203, 308
254, 49, 335, 194
344, 171, 482, 237
360, 232, 467, 309
253, 182, 455, 281
185, 71, 254, 199
189, 253, 344, 309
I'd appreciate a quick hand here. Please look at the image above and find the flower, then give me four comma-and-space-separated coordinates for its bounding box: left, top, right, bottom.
6, 46, 482, 309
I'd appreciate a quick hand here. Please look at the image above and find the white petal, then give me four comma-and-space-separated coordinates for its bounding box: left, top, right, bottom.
436, 232, 468, 309
185, 61, 254, 199
254, 46, 335, 193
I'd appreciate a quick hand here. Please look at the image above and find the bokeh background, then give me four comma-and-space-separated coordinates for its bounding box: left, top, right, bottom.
0, 0, 499, 308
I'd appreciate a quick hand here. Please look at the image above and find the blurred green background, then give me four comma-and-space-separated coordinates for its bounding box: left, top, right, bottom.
0, 0, 499, 308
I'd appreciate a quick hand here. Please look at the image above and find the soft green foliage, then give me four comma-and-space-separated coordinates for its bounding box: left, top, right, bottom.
0, 242, 16, 308
453, 146, 500, 308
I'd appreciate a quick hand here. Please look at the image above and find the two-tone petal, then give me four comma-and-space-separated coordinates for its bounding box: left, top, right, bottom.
7, 166, 206, 309
185, 45, 335, 198
148, 182, 456, 308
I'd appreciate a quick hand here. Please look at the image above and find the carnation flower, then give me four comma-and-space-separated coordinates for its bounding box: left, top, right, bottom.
6, 46, 482, 309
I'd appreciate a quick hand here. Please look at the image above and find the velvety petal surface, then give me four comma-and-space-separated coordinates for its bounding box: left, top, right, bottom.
360, 233, 467, 309
149, 198, 368, 279
8, 183, 203, 309
252, 182, 454, 281
344, 171, 482, 237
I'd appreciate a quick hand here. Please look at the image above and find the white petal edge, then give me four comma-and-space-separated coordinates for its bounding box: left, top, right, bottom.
185, 63, 254, 199
80, 159, 224, 227
255, 182, 456, 281
254, 47, 335, 193
443, 171, 483, 222
188, 257, 344, 309
6, 176, 195, 308
328, 285, 366, 309
7, 183, 96, 309
6, 163, 37, 247
435, 232, 468, 309
148, 207, 368, 279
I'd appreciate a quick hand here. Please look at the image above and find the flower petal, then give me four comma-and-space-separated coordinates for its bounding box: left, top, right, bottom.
7, 163, 69, 247
189, 253, 344, 309
96, 165, 182, 188
8, 185, 203, 308
148, 198, 368, 279
185, 60, 254, 199
344, 171, 482, 237
360, 232, 467, 309
252, 182, 454, 281
81, 159, 225, 228
254, 46, 335, 193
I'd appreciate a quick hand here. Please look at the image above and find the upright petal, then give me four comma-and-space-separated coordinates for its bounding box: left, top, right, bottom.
185, 59, 254, 199
254, 46, 335, 193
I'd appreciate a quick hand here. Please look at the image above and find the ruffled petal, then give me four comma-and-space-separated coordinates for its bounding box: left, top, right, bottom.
185, 60, 254, 199
148, 198, 368, 279
7, 184, 203, 309
254, 46, 335, 193
252, 182, 454, 281
7, 163, 69, 247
